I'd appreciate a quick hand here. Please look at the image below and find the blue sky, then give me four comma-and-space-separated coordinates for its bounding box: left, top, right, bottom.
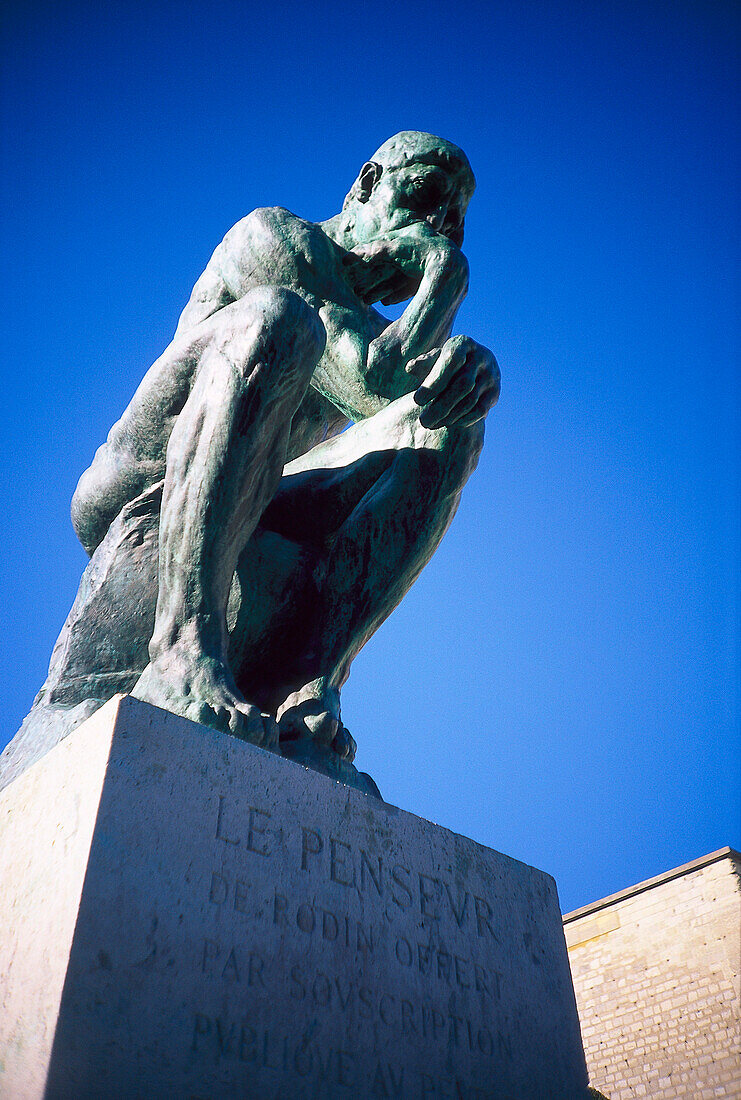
1, 0, 738, 913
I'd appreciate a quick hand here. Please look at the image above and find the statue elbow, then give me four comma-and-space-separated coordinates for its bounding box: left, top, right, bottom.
71, 453, 128, 556
71, 469, 104, 556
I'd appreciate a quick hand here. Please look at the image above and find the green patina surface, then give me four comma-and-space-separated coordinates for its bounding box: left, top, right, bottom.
1, 132, 500, 796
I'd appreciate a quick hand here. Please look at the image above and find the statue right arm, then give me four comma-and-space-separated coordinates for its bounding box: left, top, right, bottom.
339, 225, 470, 411
337, 227, 498, 430
365, 236, 469, 400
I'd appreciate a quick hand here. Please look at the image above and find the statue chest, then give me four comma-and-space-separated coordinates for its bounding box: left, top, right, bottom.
307, 300, 377, 420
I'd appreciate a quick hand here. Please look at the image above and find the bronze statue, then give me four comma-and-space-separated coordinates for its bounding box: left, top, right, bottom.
1, 132, 500, 796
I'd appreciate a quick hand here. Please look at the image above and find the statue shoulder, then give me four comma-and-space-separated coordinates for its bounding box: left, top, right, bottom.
215, 207, 335, 298
223, 206, 307, 247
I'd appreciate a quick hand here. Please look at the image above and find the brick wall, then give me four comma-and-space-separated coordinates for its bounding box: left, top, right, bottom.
564, 848, 741, 1100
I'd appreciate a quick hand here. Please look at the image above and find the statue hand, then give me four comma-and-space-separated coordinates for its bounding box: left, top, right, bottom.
343, 223, 468, 306
406, 336, 501, 429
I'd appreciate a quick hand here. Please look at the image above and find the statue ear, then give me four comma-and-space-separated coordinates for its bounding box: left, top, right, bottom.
356, 161, 382, 203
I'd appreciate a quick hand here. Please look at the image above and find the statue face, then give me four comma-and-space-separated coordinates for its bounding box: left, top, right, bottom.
354, 160, 470, 246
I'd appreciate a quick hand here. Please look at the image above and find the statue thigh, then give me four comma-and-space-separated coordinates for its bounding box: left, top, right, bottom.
229, 391, 485, 709
34, 392, 482, 718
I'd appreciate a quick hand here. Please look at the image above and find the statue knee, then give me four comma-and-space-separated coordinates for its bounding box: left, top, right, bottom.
70, 469, 102, 555
387, 392, 485, 491
232, 286, 326, 380
425, 420, 484, 495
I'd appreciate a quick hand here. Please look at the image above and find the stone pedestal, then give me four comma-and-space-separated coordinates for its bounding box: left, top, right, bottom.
0, 696, 588, 1099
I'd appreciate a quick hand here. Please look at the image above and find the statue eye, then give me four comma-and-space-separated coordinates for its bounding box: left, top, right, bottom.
409, 177, 444, 210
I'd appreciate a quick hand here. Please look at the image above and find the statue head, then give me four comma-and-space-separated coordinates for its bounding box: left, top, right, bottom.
343, 131, 475, 247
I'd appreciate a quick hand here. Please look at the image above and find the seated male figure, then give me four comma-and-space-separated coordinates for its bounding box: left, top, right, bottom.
2, 131, 500, 793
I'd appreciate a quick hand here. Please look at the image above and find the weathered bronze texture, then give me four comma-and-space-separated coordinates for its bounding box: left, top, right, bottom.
2, 132, 500, 796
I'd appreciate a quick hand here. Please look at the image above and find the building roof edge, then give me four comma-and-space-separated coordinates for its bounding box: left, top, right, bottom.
563, 847, 741, 923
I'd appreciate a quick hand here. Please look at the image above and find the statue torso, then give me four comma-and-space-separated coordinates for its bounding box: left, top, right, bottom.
214, 207, 381, 421
73, 208, 384, 550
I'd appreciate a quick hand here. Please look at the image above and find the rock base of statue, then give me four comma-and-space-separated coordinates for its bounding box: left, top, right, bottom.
0, 695, 588, 1099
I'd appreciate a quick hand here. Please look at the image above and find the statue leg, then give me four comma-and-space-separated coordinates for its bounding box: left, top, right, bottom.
132, 286, 325, 746
229, 390, 485, 759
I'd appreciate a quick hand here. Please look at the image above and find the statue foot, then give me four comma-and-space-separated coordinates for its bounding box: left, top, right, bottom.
276, 680, 380, 798
132, 654, 278, 749
276, 681, 356, 762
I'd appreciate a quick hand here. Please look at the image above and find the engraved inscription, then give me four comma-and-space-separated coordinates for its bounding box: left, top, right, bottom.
190, 1014, 501, 1097
214, 797, 502, 941
215, 797, 271, 856
194, 794, 517, 1090
287, 965, 503, 1058
190, 1015, 405, 1091
207, 869, 499, 1000
393, 935, 500, 998
201, 940, 266, 986
273, 891, 374, 953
